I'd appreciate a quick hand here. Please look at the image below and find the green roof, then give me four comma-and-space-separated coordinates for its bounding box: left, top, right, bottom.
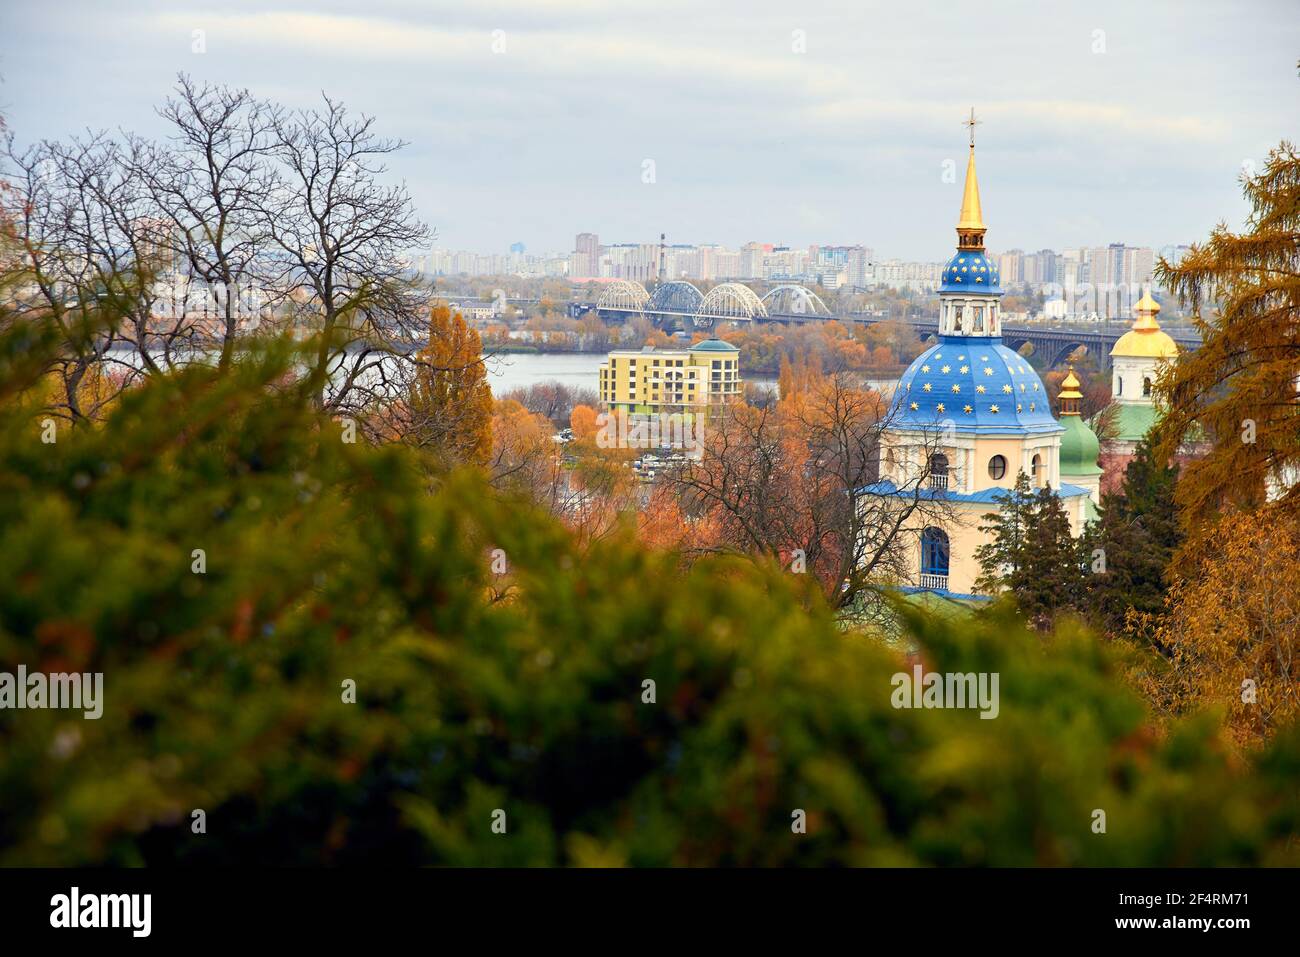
1109, 402, 1159, 442
690, 338, 739, 352
1059, 415, 1102, 476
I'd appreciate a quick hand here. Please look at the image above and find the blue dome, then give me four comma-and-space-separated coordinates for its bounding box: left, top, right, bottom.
940, 250, 1002, 294
889, 336, 1062, 435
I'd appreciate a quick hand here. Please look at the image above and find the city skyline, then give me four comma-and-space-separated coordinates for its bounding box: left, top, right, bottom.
3, 0, 1298, 259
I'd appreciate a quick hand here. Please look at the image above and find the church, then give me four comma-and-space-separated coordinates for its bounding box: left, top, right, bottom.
1099, 290, 1181, 489
857, 124, 1102, 598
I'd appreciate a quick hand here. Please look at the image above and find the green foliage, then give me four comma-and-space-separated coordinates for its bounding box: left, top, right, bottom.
0, 330, 1298, 866
1084, 437, 1183, 637
974, 471, 1087, 625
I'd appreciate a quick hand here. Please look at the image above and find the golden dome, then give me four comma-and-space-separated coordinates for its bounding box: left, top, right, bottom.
1058, 366, 1083, 402
1110, 292, 1179, 359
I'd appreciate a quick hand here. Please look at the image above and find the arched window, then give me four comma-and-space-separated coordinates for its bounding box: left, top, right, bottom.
920, 527, 950, 589
929, 453, 949, 490
988, 454, 1007, 480
1116, 376, 1124, 397
973, 305, 985, 332
1031, 453, 1043, 487
1143, 377, 1152, 397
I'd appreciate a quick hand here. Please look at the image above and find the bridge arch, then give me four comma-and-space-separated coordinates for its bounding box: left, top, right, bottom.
699, 282, 768, 322
596, 279, 650, 314
761, 284, 832, 317
649, 280, 704, 314
1046, 341, 1099, 370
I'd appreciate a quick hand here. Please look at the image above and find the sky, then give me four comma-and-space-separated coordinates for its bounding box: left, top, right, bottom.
3, 0, 1298, 260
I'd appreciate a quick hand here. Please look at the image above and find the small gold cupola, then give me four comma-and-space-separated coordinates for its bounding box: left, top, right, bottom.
1058, 365, 1083, 416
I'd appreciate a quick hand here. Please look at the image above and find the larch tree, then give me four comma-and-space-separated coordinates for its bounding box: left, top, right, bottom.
1153, 137, 1300, 541
1138, 504, 1300, 748
405, 304, 493, 467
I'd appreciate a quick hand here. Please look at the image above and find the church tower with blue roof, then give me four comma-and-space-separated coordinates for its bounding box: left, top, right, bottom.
862, 116, 1094, 598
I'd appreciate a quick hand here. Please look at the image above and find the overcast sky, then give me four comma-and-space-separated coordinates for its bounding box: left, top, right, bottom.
3, 0, 1298, 260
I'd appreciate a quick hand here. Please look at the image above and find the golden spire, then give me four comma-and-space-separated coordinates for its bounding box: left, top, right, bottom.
956, 108, 986, 249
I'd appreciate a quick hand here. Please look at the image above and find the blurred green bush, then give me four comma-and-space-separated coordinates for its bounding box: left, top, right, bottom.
1, 336, 1297, 866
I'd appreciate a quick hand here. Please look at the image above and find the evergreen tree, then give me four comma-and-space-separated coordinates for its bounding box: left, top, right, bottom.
1014, 485, 1086, 627
1083, 436, 1182, 639
976, 471, 1087, 628
973, 470, 1034, 595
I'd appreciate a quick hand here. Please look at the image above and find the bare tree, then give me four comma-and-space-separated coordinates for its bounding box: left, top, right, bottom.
138, 76, 280, 368
260, 92, 431, 416
2, 132, 156, 423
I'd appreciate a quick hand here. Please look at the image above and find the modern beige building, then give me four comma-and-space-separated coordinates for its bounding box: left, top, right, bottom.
598, 337, 741, 420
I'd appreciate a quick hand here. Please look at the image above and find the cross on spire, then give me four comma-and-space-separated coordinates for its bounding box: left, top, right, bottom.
965, 107, 980, 148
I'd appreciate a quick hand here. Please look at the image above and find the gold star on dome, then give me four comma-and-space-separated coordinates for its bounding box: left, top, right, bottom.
1033, 383, 1039, 391
983, 367, 994, 375
975, 385, 986, 394
961, 266, 968, 272
922, 383, 932, 392
909, 401, 919, 411
958, 355, 966, 361
962, 404, 973, 414
940, 365, 950, 374
959, 365, 969, 374
921, 364, 930, 373
951, 384, 961, 393
1030, 402, 1036, 411
989, 404, 1000, 413
975, 276, 984, 283
1002, 384, 1013, 394
980, 355, 988, 361
1017, 403, 1023, 413
1019, 383, 1026, 392
935, 403, 945, 413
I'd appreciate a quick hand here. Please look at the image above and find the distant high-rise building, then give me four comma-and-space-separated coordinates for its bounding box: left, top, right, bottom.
571, 232, 600, 279
510, 241, 526, 254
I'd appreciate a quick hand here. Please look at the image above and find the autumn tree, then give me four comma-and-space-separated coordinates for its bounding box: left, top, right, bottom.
661, 372, 955, 623
1134, 504, 1300, 748
401, 304, 492, 467
569, 404, 599, 443
1153, 139, 1300, 539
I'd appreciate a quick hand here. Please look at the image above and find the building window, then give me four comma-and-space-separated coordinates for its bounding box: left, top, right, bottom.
1031, 453, 1043, 486
988, 455, 1007, 480
1116, 376, 1123, 396
1143, 377, 1152, 397
920, 527, 950, 590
